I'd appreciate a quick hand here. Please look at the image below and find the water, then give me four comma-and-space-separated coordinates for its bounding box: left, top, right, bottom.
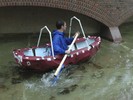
0, 23, 133, 100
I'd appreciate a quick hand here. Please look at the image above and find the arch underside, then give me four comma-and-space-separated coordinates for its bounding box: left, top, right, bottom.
0, 0, 132, 27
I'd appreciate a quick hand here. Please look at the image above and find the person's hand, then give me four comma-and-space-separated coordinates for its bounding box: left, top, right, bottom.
73, 31, 80, 38
65, 50, 70, 54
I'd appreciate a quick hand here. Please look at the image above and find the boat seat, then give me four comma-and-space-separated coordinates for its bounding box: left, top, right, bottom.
76, 41, 88, 49
35, 47, 51, 57
24, 47, 51, 57
24, 49, 34, 56
75, 39, 95, 50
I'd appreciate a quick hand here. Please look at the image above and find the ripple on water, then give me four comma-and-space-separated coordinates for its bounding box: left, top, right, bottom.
108, 77, 116, 85
122, 70, 132, 85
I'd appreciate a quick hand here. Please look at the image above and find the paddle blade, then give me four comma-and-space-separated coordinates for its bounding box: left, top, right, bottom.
51, 65, 65, 86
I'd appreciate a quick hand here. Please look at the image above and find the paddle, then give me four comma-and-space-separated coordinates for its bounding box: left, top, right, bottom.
52, 32, 79, 85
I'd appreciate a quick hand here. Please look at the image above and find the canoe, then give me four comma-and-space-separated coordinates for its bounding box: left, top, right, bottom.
13, 36, 101, 71
12, 16, 101, 72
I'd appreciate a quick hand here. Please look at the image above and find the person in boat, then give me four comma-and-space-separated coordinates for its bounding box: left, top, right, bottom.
52, 20, 79, 55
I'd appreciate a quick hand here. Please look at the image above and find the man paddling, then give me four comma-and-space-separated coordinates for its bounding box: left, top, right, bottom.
52, 20, 79, 55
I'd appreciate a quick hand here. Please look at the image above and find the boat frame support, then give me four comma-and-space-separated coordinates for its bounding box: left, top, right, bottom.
37, 26, 55, 59
69, 16, 90, 48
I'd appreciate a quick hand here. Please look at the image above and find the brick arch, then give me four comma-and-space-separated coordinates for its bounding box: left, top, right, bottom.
117, 7, 133, 25
0, 0, 115, 27
0, 0, 132, 27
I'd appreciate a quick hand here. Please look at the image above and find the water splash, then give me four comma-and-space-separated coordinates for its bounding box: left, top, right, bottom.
41, 72, 54, 87
108, 77, 116, 85
25, 82, 35, 89
40, 71, 79, 88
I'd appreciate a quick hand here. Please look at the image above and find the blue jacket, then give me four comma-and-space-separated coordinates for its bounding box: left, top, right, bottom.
52, 30, 73, 55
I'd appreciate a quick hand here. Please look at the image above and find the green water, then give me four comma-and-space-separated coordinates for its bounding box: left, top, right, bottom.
0, 24, 133, 100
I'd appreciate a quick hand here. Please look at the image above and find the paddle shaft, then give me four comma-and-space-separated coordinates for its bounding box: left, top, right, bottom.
54, 32, 79, 77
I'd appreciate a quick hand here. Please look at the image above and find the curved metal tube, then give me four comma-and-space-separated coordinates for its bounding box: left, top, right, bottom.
69, 16, 89, 48
37, 26, 55, 59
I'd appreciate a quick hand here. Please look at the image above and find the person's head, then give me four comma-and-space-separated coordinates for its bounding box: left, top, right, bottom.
56, 20, 67, 31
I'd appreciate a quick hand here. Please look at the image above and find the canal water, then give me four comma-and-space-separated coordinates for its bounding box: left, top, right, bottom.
0, 23, 133, 100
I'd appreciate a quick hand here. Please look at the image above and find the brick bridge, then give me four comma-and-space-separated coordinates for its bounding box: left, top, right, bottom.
0, 0, 133, 42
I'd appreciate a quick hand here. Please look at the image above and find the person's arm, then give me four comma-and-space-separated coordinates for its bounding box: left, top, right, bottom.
65, 37, 74, 45
65, 32, 80, 45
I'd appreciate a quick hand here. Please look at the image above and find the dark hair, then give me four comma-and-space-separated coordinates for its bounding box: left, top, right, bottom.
56, 20, 65, 29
